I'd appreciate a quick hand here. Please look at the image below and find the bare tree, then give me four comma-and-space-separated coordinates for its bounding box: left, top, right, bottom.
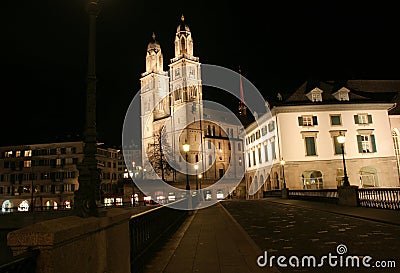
146, 128, 175, 182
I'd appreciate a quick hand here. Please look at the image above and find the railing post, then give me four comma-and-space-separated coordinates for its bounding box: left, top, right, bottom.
338, 185, 359, 206
281, 188, 289, 199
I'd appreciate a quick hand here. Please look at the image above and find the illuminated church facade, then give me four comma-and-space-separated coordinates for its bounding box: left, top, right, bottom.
140, 17, 246, 198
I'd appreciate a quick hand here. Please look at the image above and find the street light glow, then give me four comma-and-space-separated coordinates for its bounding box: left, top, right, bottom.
337, 133, 346, 144
183, 143, 190, 152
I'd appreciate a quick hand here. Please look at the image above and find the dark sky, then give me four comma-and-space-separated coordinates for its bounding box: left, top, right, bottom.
2, 0, 399, 147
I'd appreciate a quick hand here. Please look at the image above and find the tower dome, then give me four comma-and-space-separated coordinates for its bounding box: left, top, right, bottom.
177, 15, 190, 33
147, 32, 161, 53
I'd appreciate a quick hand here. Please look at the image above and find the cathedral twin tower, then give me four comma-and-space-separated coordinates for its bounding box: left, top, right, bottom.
139, 16, 244, 196
140, 16, 204, 182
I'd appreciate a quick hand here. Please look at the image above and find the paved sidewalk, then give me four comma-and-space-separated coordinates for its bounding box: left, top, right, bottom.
262, 197, 400, 226
143, 202, 281, 273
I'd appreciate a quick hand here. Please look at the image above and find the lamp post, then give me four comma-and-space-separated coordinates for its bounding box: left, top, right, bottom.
183, 144, 190, 190
74, 0, 102, 217
337, 132, 350, 186
194, 164, 199, 190
280, 158, 286, 189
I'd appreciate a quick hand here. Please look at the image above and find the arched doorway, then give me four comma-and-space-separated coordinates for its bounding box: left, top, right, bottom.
18, 200, 30, 212
1, 200, 14, 212
302, 170, 323, 189
360, 166, 378, 187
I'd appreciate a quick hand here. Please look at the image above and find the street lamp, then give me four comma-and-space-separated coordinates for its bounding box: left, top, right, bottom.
198, 174, 202, 189
337, 132, 350, 186
183, 144, 190, 190
280, 158, 286, 189
74, 0, 102, 217
194, 164, 199, 190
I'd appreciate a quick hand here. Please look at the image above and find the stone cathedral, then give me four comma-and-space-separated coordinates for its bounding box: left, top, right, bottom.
140, 16, 246, 198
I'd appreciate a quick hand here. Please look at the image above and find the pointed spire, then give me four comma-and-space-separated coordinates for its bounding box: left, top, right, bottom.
152, 32, 156, 41
181, 14, 185, 22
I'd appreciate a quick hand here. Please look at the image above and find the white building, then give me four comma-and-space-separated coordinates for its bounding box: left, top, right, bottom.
245, 80, 400, 198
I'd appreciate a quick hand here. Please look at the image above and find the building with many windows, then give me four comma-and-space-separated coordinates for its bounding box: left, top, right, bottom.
0, 141, 120, 212
245, 80, 400, 198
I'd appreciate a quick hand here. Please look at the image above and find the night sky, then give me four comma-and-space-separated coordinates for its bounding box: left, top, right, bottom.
2, 0, 399, 147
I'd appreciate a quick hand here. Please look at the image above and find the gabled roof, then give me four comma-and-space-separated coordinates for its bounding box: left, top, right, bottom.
283, 80, 400, 113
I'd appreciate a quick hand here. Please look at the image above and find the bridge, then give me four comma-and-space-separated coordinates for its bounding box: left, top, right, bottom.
1, 188, 399, 273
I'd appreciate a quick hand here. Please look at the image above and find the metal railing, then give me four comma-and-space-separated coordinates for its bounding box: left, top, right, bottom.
358, 188, 400, 210
288, 189, 338, 203
263, 189, 282, 198
0, 249, 39, 273
129, 199, 188, 273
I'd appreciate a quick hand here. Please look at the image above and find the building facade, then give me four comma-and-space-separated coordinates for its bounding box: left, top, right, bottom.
245, 80, 400, 198
0, 141, 120, 212
139, 16, 245, 197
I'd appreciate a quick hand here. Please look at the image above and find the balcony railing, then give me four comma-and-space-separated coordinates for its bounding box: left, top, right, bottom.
288, 189, 339, 203
358, 188, 400, 210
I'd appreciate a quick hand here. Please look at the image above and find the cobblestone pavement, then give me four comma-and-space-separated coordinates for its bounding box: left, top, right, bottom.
221, 199, 400, 273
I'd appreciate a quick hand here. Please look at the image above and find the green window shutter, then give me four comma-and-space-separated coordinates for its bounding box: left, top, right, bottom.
357, 135, 363, 153
371, 134, 377, 152
305, 137, 316, 156
354, 115, 359, 124
368, 115, 373, 124
298, 117, 303, 126
312, 116, 318, 125
334, 136, 342, 154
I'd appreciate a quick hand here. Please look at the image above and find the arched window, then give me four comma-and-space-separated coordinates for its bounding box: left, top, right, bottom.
2, 200, 14, 212
392, 129, 400, 177
180, 37, 186, 53
18, 200, 30, 212
360, 166, 378, 187
302, 170, 323, 189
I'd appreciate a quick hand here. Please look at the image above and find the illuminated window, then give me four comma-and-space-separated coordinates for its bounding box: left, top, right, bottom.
298, 116, 318, 126
305, 137, 317, 156
357, 134, 376, 153
24, 160, 31, 168
264, 143, 269, 162
333, 136, 344, 155
5, 151, 12, 158
15, 151, 21, 157
271, 141, 276, 159
24, 150, 32, 157
354, 114, 372, 124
